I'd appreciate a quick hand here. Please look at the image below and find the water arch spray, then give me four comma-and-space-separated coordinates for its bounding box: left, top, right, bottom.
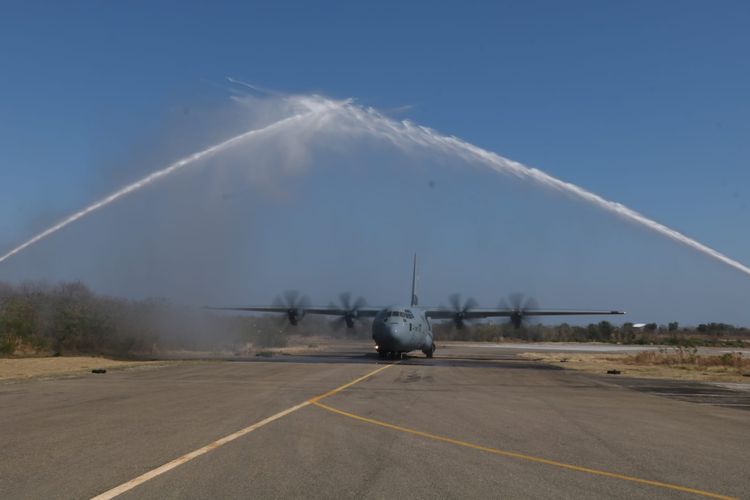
1, 93, 749, 279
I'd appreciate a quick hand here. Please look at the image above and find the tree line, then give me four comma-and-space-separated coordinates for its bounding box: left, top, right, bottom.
1, 281, 747, 357
0, 281, 259, 356
433, 319, 749, 346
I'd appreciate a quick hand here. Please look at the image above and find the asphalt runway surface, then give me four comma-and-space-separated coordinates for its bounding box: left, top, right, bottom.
1, 343, 748, 499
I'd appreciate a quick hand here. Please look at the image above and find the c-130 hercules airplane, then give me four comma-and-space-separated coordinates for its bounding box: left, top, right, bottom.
212, 255, 624, 359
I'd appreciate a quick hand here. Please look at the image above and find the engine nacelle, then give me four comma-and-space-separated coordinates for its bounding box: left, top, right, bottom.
287, 309, 305, 326
453, 312, 467, 329
344, 314, 355, 329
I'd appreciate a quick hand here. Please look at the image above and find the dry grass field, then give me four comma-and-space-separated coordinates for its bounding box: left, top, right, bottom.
0, 357, 169, 381
520, 348, 750, 383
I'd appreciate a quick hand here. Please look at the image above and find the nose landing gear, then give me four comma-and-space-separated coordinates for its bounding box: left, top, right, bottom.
422, 343, 436, 359
378, 351, 408, 360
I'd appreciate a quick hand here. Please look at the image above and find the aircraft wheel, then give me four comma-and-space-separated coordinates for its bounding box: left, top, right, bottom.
424, 343, 435, 358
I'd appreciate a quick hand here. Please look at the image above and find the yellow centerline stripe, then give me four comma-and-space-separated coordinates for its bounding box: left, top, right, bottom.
91, 401, 311, 500
91, 361, 397, 499
311, 401, 736, 500
308, 362, 396, 403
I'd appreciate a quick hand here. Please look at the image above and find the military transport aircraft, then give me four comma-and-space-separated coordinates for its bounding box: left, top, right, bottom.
211, 255, 624, 359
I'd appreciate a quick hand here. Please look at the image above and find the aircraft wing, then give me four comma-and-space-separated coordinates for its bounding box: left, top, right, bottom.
206, 306, 382, 317
425, 308, 625, 319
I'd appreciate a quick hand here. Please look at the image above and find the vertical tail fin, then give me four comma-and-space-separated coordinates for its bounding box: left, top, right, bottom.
410, 253, 418, 306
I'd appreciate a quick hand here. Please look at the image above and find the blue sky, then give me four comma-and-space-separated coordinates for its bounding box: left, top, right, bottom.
1, 1, 749, 324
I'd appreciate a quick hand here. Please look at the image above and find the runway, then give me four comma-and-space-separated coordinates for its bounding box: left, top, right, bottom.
1, 343, 748, 499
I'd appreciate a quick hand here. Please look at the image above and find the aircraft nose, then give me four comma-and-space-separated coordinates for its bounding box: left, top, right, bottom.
376, 323, 398, 340
373, 321, 401, 349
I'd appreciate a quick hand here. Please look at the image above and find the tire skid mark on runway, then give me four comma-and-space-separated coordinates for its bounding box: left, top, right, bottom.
311, 400, 736, 500
90, 362, 397, 499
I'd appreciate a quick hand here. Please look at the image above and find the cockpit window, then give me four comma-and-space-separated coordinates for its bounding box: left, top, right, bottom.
386, 311, 410, 318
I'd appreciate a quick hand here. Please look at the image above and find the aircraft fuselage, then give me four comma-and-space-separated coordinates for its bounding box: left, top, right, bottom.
372, 306, 435, 358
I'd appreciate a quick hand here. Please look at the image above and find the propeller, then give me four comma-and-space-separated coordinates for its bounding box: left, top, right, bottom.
500, 293, 539, 329
330, 292, 368, 331
444, 293, 478, 329
272, 290, 310, 326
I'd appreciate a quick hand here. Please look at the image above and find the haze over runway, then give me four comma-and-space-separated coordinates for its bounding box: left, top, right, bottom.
2, 343, 747, 499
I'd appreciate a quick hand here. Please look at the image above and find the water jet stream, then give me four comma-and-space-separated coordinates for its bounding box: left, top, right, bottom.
0, 109, 322, 264
334, 102, 750, 278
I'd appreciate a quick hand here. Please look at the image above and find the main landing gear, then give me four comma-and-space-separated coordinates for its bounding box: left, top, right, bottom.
422, 343, 436, 359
